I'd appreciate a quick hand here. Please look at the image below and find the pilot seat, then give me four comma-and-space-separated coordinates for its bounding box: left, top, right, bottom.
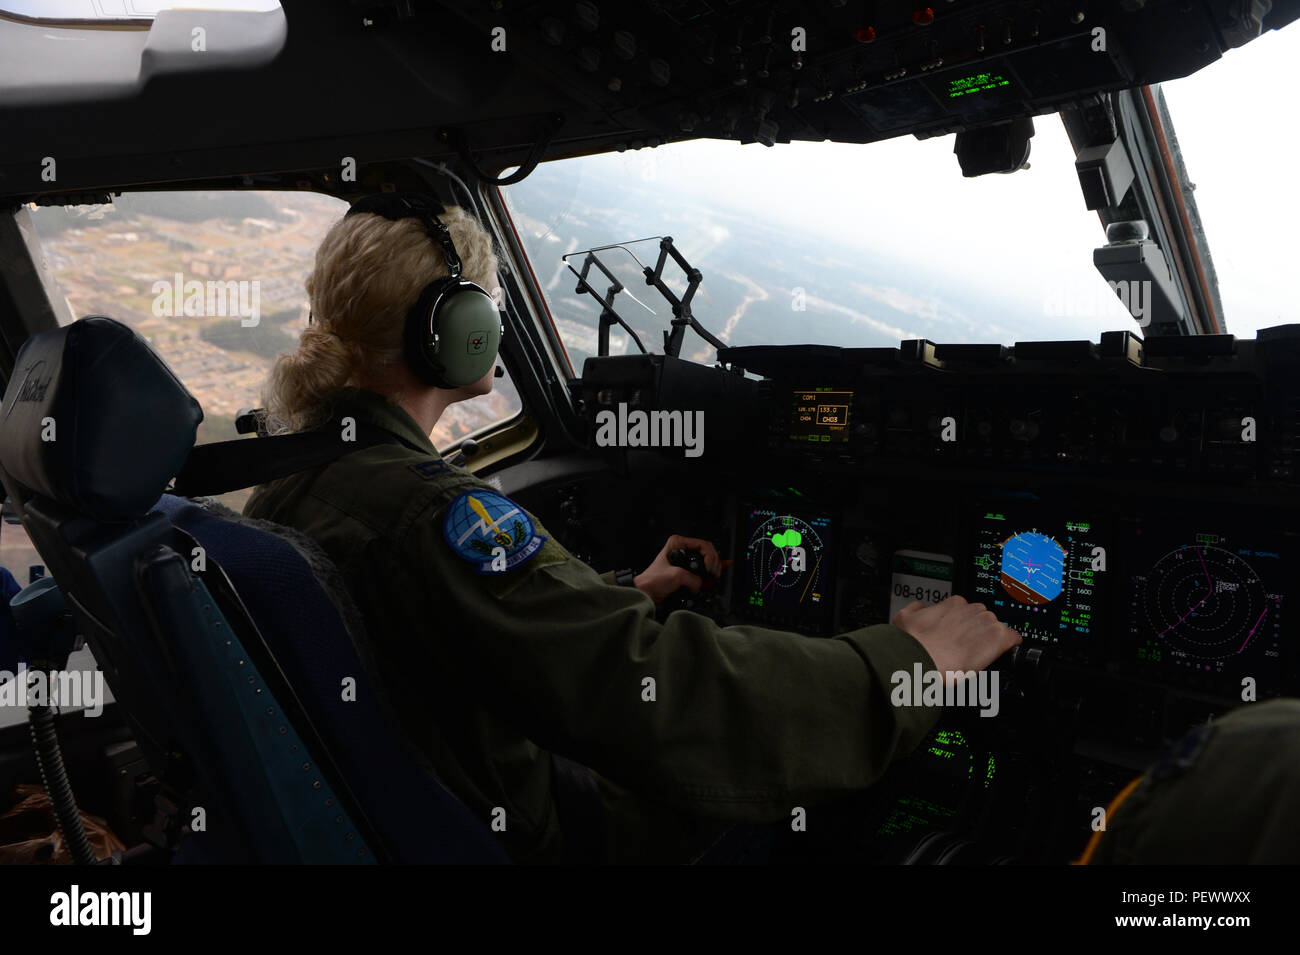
0, 315, 506, 864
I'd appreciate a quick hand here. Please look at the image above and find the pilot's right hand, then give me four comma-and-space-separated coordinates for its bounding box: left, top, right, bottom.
891, 595, 1021, 678
634, 535, 730, 604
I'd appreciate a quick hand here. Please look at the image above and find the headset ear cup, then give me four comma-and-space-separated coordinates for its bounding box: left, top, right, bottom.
425, 283, 502, 387
403, 280, 451, 387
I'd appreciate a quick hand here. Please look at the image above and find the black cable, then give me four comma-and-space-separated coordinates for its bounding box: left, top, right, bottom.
28, 700, 97, 865
444, 114, 565, 186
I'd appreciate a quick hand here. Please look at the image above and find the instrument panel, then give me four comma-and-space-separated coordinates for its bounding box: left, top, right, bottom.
578, 333, 1300, 719
572, 331, 1300, 861
721, 492, 1296, 705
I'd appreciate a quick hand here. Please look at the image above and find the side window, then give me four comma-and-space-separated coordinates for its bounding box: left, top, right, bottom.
430, 345, 522, 450
0, 512, 117, 724
0, 516, 43, 729
0, 513, 43, 588
27, 191, 522, 510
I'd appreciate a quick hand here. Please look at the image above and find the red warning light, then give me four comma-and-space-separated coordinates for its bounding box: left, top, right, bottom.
855, 26, 877, 42
913, 7, 936, 25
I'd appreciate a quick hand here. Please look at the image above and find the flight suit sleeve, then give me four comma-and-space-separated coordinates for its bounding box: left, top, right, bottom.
409, 504, 940, 822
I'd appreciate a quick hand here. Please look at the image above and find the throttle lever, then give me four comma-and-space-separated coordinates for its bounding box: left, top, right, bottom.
668, 548, 707, 576
662, 548, 714, 613
994, 644, 1053, 691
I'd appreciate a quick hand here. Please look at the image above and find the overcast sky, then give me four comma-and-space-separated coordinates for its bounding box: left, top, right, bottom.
588, 23, 1299, 341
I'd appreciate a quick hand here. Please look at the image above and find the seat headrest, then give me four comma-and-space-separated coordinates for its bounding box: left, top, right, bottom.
0, 317, 202, 521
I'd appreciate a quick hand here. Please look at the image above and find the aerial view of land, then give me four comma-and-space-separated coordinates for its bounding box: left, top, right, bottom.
28, 191, 521, 453
501, 146, 1138, 374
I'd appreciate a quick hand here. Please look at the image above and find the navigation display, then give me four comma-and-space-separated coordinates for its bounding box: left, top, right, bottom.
970, 508, 1105, 659
736, 504, 835, 632
790, 389, 851, 444
1126, 525, 1286, 692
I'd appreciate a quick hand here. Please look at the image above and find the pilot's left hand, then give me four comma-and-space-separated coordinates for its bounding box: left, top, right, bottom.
634, 535, 731, 604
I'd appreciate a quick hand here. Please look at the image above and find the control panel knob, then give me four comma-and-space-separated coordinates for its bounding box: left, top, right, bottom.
612, 29, 637, 61
541, 17, 566, 45
574, 1, 599, 32
649, 58, 672, 87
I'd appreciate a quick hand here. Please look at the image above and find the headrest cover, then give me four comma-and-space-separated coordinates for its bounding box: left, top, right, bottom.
0, 316, 203, 521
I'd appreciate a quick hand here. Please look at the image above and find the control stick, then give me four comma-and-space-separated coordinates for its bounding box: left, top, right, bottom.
668, 547, 707, 576
662, 547, 716, 614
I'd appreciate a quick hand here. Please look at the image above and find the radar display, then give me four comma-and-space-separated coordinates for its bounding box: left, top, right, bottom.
737, 506, 835, 631
1127, 528, 1286, 688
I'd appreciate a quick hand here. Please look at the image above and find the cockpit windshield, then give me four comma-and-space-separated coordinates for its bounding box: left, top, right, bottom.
501, 24, 1298, 371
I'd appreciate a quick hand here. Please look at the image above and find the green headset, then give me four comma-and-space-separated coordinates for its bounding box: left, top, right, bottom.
341, 192, 503, 388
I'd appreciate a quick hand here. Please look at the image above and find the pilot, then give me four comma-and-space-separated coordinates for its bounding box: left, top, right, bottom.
244, 193, 1021, 863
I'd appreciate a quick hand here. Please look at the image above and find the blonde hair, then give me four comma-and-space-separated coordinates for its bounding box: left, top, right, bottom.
263, 203, 499, 433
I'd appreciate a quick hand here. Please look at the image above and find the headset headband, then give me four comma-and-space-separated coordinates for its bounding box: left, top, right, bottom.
344, 193, 461, 280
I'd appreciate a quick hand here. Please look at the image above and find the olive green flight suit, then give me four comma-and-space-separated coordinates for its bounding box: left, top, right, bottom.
1086, 698, 1300, 864
244, 387, 940, 863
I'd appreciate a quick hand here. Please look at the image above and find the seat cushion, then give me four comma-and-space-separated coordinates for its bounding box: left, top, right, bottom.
152, 494, 506, 863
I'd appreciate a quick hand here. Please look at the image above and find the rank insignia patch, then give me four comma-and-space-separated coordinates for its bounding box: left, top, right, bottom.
443, 490, 546, 574
410, 459, 451, 480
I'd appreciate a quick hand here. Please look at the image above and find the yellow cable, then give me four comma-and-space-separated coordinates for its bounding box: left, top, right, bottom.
1073, 774, 1144, 865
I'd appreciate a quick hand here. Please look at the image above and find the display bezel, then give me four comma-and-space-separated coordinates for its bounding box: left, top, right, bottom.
964, 502, 1109, 665
1120, 518, 1291, 696
729, 499, 838, 634
789, 387, 852, 445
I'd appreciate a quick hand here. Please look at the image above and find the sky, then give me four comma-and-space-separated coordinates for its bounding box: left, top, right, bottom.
1157, 25, 1300, 334
562, 21, 1300, 341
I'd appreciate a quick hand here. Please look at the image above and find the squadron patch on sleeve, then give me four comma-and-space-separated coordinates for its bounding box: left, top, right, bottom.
443, 489, 547, 574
